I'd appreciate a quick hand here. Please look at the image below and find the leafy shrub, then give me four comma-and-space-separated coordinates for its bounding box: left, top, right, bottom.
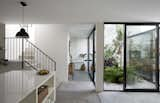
104, 66, 136, 84
104, 66, 123, 83
104, 57, 118, 67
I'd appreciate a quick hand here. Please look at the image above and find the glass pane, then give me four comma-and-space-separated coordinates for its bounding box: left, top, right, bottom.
104, 24, 124, 90
126, 25, 157, 89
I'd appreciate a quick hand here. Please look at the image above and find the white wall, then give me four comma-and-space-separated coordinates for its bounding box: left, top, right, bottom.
70, 38, 87, 62
34, 24, 69, 86
70, 37, 88, 70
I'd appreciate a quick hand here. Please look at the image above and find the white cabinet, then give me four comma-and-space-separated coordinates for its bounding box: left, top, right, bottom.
20, 72, 56, 103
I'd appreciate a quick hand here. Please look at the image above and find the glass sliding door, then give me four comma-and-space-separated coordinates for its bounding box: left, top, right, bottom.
125, 24, 159, 91
104, 24, 124, 91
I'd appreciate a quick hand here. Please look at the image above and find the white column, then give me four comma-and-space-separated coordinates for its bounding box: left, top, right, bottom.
95, 22, 104, 92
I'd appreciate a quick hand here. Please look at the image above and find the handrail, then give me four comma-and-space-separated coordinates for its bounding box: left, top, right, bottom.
5, 37, 56, 63
5, 37, 56, 71
25, 39, 56, 71
24, 60, 38, 71
25, 39, 56, 63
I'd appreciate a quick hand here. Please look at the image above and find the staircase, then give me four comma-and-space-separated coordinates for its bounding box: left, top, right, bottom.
4, 37, 56, 103
5, 37, 56, 72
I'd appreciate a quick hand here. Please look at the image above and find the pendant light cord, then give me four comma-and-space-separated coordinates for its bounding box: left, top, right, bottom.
22, 5, 24, 25
20, 0, 27, 28
22, 3, 29, 32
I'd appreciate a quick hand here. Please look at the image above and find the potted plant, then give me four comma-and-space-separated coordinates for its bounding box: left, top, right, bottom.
79, 53, 87, 71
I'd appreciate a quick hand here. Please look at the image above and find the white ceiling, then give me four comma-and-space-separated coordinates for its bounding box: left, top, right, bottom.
69, 24, 94, 38
1, 0, 160, 23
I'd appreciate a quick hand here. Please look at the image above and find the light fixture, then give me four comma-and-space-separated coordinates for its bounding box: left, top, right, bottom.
16, 1, 29, 38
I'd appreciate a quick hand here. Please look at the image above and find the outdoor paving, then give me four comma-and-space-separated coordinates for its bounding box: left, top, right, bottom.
104, 79, 156, 90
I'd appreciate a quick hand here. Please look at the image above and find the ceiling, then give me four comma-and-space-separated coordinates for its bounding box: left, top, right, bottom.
1, 0, 160, 23
69, 24, 94, 38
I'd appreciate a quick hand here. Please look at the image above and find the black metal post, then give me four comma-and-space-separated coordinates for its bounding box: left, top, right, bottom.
156, 24, 159, 90
22, 38, 24, 69
87, 37, 90, 74
92, 31, 95, 82
123, 24, 127, 90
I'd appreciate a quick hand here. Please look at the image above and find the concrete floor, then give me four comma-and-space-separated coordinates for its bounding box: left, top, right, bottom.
56, 81, 160, 103
69, 70, 90, 81
99, 92, 160, 103
56, 81, 101, 103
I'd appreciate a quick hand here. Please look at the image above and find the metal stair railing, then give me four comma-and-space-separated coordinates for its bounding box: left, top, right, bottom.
5, 37, 56, 72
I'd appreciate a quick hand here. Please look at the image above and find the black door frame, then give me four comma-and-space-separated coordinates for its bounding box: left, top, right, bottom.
103, 23, 125, 91
87, 27, 96, 84
104, 22, 159, 92
124, 23, 159, 92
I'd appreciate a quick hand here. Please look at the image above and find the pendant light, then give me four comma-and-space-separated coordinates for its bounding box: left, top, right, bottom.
16, 1, 29, 38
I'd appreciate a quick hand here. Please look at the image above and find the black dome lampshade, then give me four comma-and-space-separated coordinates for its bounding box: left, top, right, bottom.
16, 28, 29, 38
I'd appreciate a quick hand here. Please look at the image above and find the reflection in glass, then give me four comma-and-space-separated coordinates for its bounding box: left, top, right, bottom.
126, 25, 157, 89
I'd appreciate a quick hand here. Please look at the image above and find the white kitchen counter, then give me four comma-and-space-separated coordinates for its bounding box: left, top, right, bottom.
0, 63, 55, 103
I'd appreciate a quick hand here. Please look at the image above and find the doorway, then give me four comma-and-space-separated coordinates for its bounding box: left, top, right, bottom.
68, 24, 95, 82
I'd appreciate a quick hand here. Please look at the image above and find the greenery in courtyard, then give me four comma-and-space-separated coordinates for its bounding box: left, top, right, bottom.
104, 25, 137, 84
104, 25, 124, 84
104, 25, 123, 67
104, 66, 136, 84
104, 66, 123, 83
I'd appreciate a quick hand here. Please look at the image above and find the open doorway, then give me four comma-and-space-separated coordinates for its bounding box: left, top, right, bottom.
104, 24, 124, 91
68, 24, 95, 82
69, 37, 89, 81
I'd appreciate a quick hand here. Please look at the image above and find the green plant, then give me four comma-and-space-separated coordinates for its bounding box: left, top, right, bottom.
104, 66, 137, 84
104, 25, 124, 67
126, 66, 137, 84
104, 66, 123, 83
104, 46, 114, 59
